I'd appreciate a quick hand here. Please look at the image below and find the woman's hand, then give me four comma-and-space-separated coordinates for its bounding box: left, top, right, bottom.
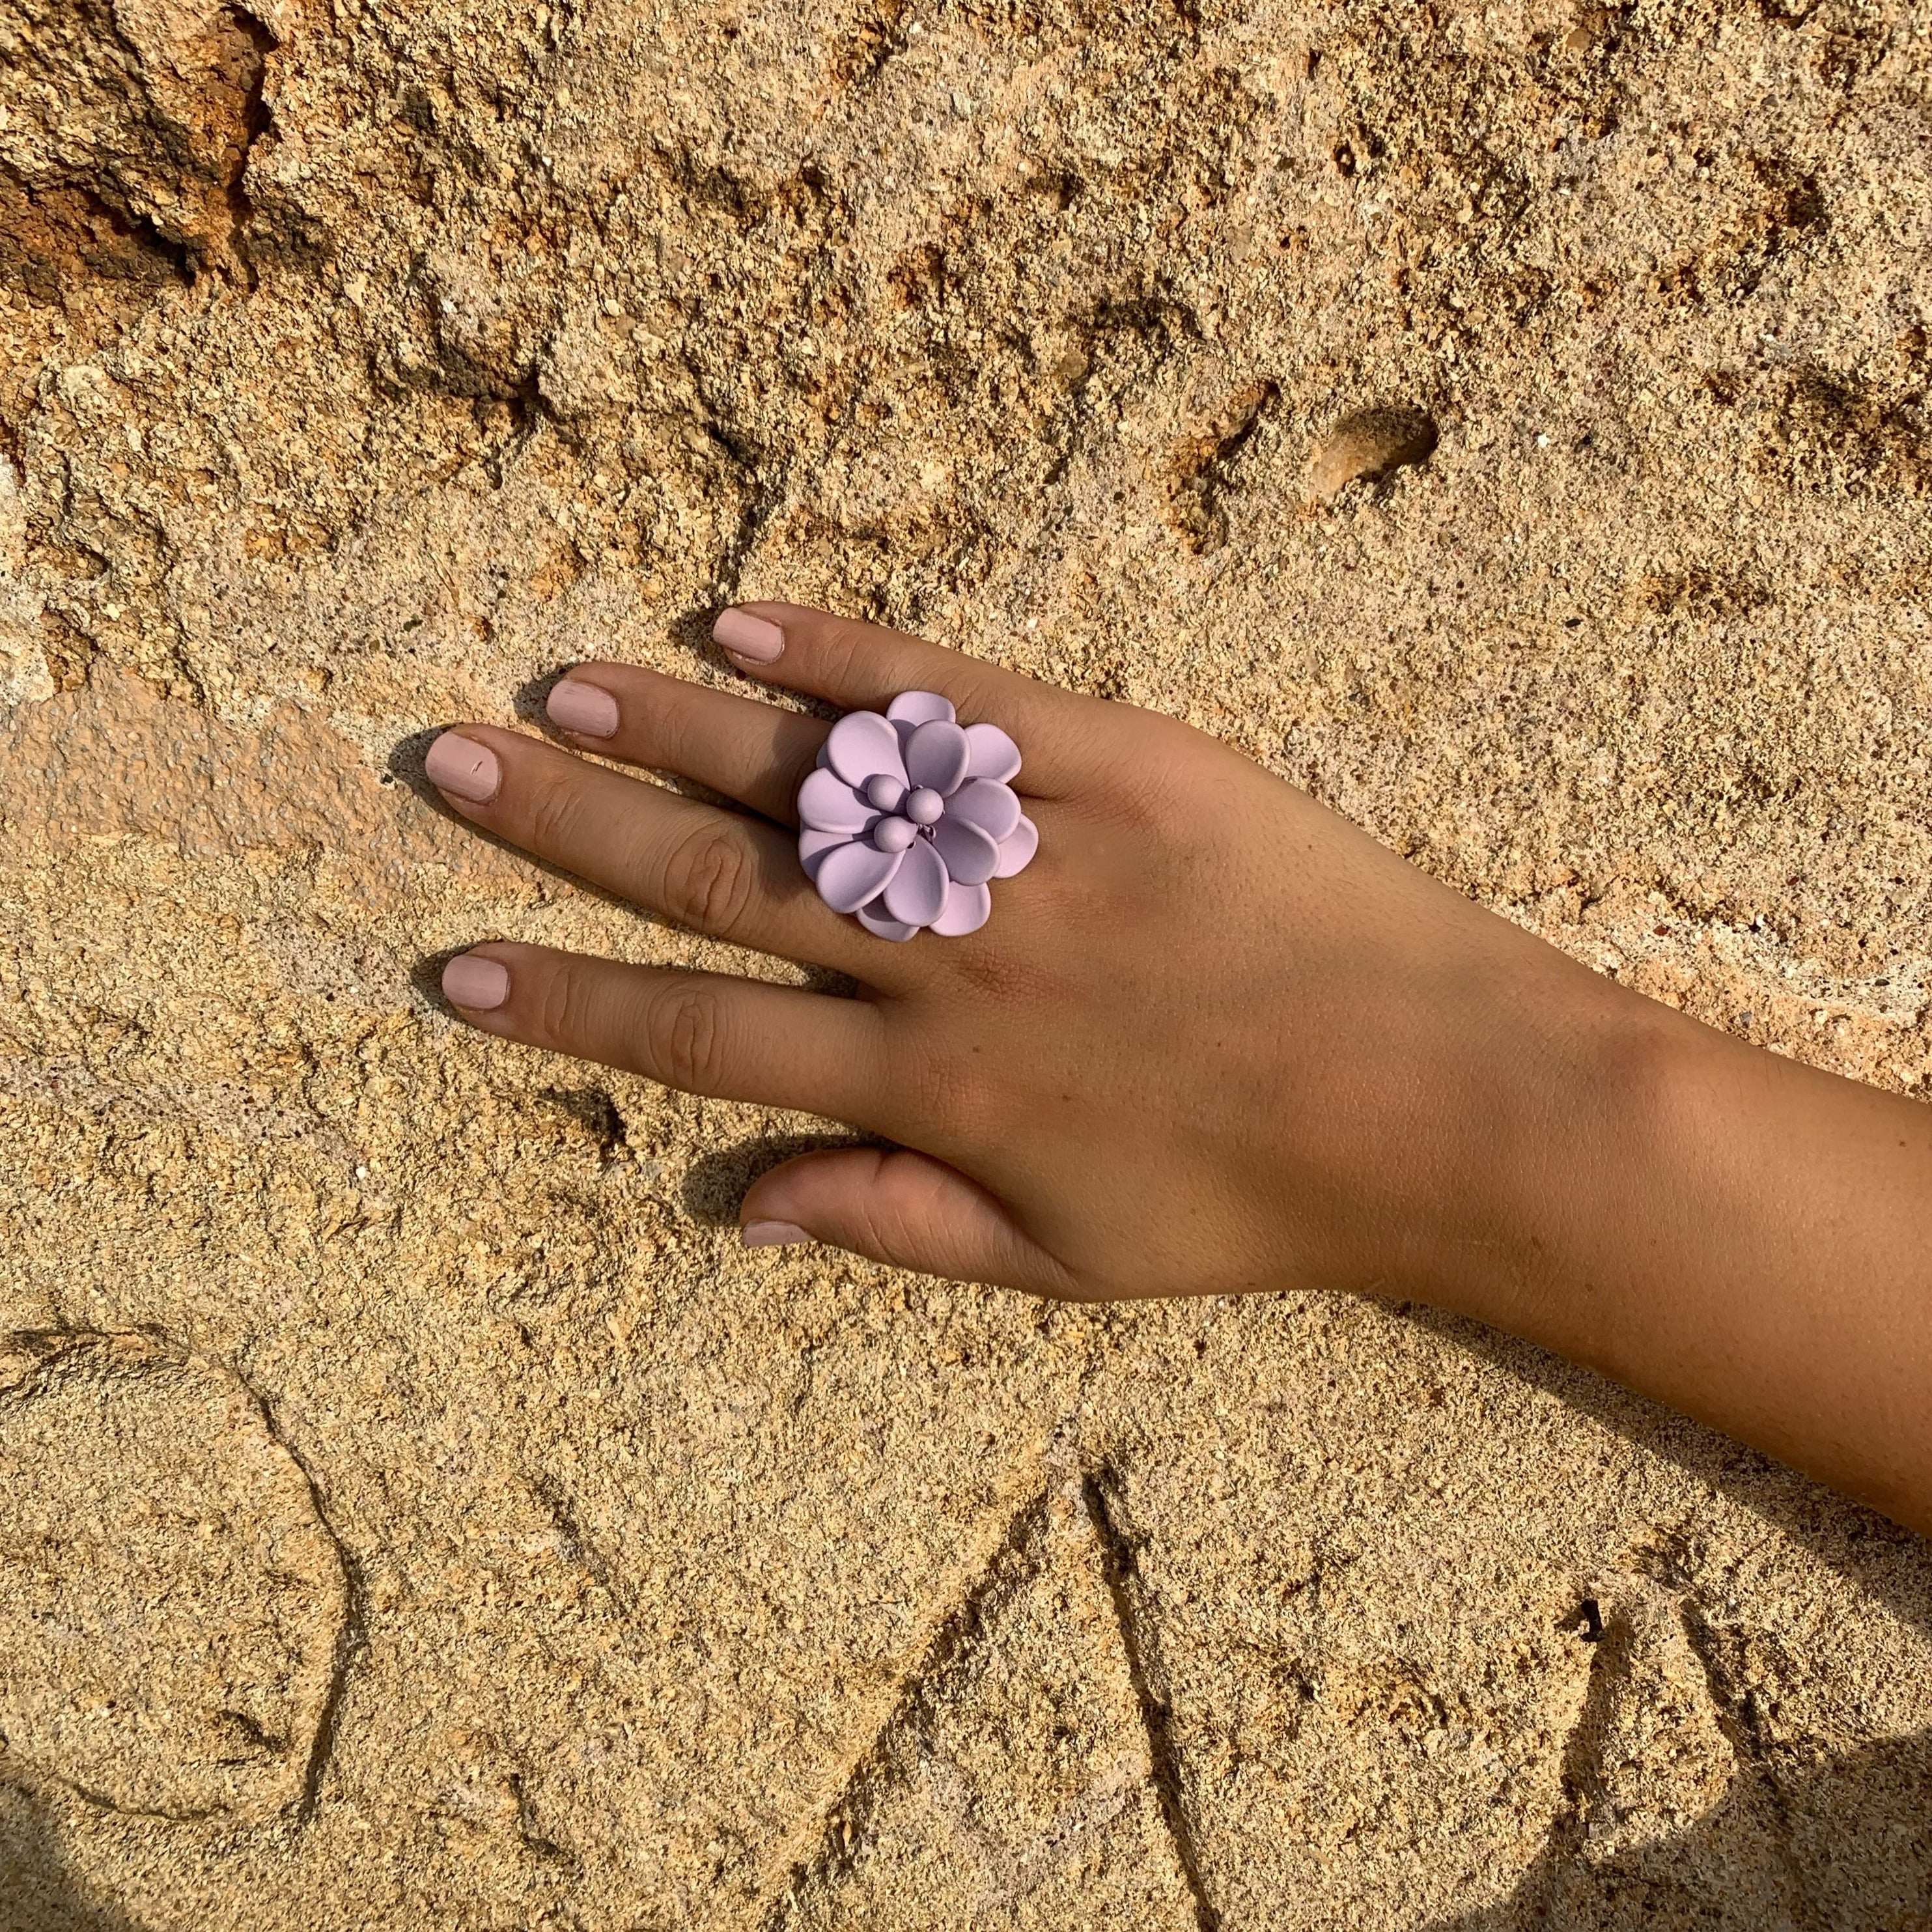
428, 603, 1611, 1306
425, 602, 1932, 1533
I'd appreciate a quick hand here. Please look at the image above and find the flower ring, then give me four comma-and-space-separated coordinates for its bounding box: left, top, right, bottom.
796, 691, 1039, 940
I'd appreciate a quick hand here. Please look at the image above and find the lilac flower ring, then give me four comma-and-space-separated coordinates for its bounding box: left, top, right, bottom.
796, 690, 1039, 941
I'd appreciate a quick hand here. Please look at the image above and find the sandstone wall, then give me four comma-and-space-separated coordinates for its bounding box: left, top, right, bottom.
2, 0, 1930, 1924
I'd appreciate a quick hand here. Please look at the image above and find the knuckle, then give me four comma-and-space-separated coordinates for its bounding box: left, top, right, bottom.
819, 621, 875, 693
535, 961, 593, 1044
942, 935, 1070, 1013
641, 981, 732, 1093
1100, 751, 1184, 832
524, 767, 585, 852
947, 945, 1045, 1006
662, 823, 758, 936
868, 1166, 947, 1257
648, 694, 699, 772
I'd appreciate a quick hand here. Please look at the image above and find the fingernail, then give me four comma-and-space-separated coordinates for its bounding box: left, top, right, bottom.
442, 953, 510, 1011
546, 677, 619, 738
425, 732, 501, 803
741, 1219, 811, 1248
713, 608, 785, 664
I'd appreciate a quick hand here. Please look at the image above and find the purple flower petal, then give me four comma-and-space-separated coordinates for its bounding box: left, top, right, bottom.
992, 813, 1038, 878
798, 767, 876, 835
886, 690, 955, 728
882, 835, 948, 925
802, 691, 1035, 941
826, 710, 907, 789
799, 826, 846, 881
930, 814, 1000, 886
962, 722, 1022, 784
931, 880, 991, 936
856, 896, 919, 942
946, 777, 1022, 843
904, 719, 971, 794
817, 839, 904, 914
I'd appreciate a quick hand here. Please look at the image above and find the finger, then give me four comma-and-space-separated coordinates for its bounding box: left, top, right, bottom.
425, 725, 916, 986
736, 1146, 1078, 1297
441, 943, 892, 1121
544, 663, 828, 824
711, 602, 1093, 798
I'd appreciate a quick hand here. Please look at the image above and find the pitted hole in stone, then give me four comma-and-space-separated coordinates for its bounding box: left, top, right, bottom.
0, 1332, 348, 1820
1562, 1598, 1606, 1645
1307, 406, 1439, 499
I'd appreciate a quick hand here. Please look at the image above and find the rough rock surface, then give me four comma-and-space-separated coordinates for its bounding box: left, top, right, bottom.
2, 0, 1931, 1924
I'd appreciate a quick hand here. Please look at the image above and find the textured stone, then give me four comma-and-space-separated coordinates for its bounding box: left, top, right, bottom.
1, 0, 1930, 1925
0, 1332, 349, 1825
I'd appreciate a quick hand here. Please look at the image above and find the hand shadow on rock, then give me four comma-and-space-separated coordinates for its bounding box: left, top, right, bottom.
1404, 1305, 1932, 1931
1404, 1306, 1932, 1635
0, 1783, 144, 1932
680, 1132, 891, 1227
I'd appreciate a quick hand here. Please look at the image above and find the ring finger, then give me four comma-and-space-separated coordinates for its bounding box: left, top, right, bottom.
441, 941, 895, 1123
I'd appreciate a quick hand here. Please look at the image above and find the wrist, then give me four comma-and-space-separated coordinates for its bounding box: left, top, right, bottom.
1405, 957, 1703, 1362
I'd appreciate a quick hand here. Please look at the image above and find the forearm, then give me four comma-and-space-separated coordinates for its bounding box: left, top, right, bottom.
1440, 969, 1932, 1532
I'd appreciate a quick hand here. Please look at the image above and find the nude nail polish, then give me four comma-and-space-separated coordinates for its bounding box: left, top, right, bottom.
443, 953, 510, 1011
547, 678, 619, 738
713, 609, 785, 664
425, 733, 501, 803
741, 1220, 811, 1247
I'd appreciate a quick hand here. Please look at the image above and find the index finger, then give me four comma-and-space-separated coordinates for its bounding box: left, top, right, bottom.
712, 602, 1093, 798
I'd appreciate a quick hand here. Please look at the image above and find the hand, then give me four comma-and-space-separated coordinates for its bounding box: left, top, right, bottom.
424, 602, 1932, 1533
423, 601, 1632, 1308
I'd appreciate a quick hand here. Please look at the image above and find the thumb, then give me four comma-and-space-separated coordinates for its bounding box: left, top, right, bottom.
738, 1147, 1076, 1297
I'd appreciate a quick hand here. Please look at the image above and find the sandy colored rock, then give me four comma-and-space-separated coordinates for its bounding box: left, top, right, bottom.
1, 0, 1930, 1925
1308, 406, 1441, 497
0, 1332, 350, 1825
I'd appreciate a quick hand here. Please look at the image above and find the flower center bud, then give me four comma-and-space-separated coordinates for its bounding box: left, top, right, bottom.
904, 786, 944, 826
865, 773, 906, 813
873, 814, 918, 853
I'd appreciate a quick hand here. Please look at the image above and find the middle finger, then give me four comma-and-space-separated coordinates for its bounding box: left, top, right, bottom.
425, 725, 914, 983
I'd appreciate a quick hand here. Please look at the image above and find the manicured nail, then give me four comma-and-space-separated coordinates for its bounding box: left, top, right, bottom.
741, 1220, 811, 1248
546, 677, 619, 738
442, 953, 510, 1011
425, 732, 501, 803
713, 608, 785, 664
